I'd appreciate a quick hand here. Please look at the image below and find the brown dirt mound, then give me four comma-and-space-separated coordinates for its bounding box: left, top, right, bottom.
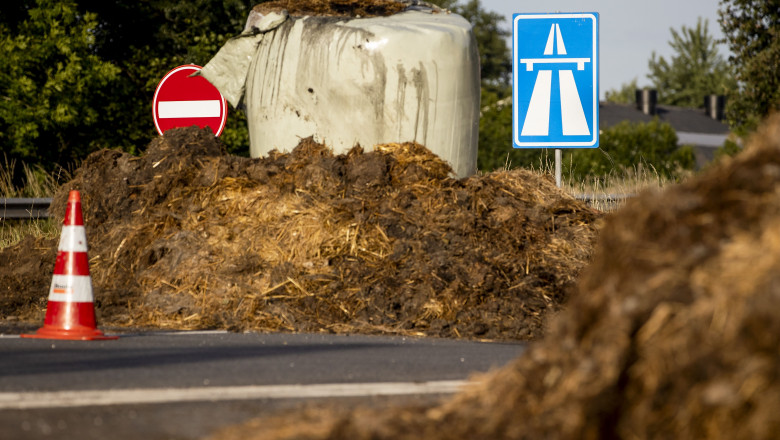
0, 235, 57, 323
253, 0, 417, 18
0, 127, 599, 340
214, 113, 780, 439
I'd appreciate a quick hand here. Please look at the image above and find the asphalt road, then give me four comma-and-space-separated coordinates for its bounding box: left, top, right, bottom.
0, 330, 524, 440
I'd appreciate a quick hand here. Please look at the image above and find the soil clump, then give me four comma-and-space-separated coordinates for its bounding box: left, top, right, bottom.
0, 127, 599, 341
209, 113, 780, 439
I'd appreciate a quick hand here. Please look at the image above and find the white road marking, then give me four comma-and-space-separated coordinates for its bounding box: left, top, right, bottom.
0, 381, 471, 409
0, 330, 231, 339
157, 100, 221, 118
152, 330, 230, 336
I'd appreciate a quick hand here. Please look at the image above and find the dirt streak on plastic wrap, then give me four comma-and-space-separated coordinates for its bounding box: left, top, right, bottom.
0, 126, 601, 340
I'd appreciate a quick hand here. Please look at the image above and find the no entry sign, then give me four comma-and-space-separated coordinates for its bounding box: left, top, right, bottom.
152, 64, 227, 136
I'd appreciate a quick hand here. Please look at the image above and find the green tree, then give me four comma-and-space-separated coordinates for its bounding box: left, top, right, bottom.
719, 0, 780, 133
0, 0, 121, 166
427, 0, 514, 171
478, 117, 696, 179
647, 18, 734, 108
0, 0, 254, 171
453, 0, 511, 90
429, 0, 511, 91
477, 89, 514, 172
76, 0, 253, 156
564, 120, 695, 181
3, 0, 514, 173
604, 79, 639, 104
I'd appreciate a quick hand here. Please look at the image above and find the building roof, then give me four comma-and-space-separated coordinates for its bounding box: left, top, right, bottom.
599, 102, 730, 135
599, 102, 654, 126
599, 101, 732, 167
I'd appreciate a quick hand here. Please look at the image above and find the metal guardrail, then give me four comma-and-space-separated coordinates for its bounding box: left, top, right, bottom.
574, 193, 635, 211
574, 194, 635, 203
1, 198, 53, 220
0, 193, 634, 220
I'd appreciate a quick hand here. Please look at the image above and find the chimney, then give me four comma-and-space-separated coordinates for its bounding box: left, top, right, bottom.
635, 89, 657, 115
705, 94, 725, 121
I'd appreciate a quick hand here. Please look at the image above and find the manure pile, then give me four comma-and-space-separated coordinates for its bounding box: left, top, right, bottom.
0, 127, 599, 340
211, 114, 780, 439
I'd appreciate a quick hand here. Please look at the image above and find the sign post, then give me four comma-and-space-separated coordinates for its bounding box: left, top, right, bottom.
512, 13, 599, 186
152, 64, 228, 137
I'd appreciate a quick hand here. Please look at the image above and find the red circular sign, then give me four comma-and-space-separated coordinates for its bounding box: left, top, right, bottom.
152, 64, 227, 136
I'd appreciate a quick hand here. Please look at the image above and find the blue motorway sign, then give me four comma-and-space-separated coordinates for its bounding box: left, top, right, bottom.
513, 13, 599, 148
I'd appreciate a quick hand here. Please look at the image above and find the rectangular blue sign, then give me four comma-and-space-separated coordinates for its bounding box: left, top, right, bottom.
513, 13, 599, 148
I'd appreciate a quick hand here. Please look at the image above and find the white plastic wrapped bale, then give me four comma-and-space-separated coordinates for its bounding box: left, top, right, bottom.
200, 6, 480, 177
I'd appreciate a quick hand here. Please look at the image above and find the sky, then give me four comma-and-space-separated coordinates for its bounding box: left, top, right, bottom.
480, 0, 727, 99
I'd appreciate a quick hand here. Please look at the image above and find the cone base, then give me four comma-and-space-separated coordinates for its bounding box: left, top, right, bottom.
20, 301, 119, 340
21, 326, 119, 341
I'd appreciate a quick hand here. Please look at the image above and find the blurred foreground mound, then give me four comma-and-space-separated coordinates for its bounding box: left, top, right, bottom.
211, 114, 780, 438
0, 127, 599, 340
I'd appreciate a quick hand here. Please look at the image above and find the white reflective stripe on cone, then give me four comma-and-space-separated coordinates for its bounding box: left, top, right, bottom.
59, 226, 89, 253
48, 274, 94, 302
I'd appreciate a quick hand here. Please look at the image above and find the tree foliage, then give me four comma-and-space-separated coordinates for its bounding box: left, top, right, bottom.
719, 0, 780, 133
476, 89, 514, 171
427, 0, 513, 171
604, 79, 639, 104
0, 0, 121, 166
427, 0, 510, 87
0, 0, 254, 174
76, 0, 254, 155
448, 0, 511, 90
0, 0, 701, 184
564, 120, 695, 181
3, 0, 514, 173
478, 117, 695, 180
647, 18, 734, 108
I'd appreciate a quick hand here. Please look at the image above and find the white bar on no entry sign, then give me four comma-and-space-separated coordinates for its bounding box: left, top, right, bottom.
158, 100, 221, 118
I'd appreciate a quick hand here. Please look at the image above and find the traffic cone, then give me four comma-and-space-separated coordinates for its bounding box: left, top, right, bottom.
21, 190, 118, 340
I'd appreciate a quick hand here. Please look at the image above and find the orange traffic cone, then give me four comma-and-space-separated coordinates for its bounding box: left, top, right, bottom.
21, 190, 118, 340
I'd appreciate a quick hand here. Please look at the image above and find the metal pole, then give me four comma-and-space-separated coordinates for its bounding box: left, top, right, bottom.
555, 148, 562, 188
